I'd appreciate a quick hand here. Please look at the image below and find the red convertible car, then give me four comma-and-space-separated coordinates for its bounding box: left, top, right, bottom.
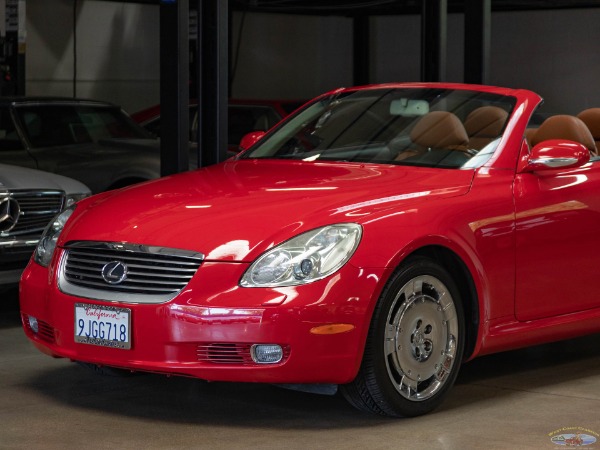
19, 83, 600, 417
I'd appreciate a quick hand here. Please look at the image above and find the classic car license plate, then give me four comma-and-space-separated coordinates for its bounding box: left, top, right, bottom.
74, 303, 131, 349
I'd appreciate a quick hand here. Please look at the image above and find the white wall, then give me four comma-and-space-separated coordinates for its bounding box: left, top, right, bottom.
230, 12, 353, 100
23, 1, 600, 116
370, 13, 465, 84
490, 8, 600, 114
26, 0, 159, 113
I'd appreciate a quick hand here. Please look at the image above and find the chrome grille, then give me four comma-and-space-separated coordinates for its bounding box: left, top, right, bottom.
59, 241, 204, 304
196, 343, 291, 365
0, 190, 64, 238
197, 343, 254, 364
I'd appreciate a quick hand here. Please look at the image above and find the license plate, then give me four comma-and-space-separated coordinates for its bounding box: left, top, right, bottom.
74, 303, 131, 349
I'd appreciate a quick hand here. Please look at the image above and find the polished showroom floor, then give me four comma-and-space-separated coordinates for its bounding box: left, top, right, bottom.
2, 288, 600, 450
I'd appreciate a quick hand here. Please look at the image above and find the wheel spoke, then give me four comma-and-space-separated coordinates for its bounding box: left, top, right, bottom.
436, 290, 447, 304
384, 324, 397, 355
400, 374, 417, 398
412, 278, 423, 296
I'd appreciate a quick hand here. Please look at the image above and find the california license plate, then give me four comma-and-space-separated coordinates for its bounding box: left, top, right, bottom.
74, 303, 131, 349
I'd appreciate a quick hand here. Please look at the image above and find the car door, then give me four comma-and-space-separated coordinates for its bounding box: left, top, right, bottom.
514, 156, 600, 321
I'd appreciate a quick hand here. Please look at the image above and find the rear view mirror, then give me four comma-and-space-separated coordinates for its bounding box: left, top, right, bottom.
521, 139, 590, 172
239, 131, 266, 151
389, 99, 429, 117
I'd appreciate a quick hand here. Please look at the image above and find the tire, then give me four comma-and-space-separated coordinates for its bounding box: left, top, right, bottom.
341, 256, 465, 417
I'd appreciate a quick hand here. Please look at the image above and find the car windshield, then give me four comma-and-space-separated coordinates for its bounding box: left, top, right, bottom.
15, 104, 150, 148
241, 88, 516, 169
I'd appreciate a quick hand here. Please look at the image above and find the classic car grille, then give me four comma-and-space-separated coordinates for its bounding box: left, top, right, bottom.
0, 190, 64, 238
59, 242, 204, 304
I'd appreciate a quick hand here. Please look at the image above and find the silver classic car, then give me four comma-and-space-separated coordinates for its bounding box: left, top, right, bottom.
0, 98, 160, 193
0, 163, 90, 286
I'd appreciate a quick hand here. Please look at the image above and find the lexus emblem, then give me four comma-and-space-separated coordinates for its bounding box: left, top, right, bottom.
0, 197, 20, 233
101, 261, 128, 285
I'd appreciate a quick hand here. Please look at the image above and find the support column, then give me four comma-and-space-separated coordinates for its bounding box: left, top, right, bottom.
199, 0, 228, 167
464, 0, 491, 85
159, 0, 189, 176
2, 0, 25, 95
353, 15, 370, 86
420, 0, 447, 82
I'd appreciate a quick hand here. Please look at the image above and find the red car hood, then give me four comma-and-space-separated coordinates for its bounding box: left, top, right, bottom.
64, 160, 474, 262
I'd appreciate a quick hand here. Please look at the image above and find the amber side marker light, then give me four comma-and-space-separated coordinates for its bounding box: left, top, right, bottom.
310, 324, 355, 335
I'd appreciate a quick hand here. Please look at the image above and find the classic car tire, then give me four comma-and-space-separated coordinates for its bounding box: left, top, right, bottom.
341, 257, 465, 417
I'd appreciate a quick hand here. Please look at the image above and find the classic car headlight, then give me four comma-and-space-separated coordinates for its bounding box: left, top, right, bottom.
65, 192, 90, 208
240, 224, 362, 287
34, 206, 75, 267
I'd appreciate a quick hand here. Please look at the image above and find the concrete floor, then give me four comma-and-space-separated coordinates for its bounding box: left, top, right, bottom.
2, 288, 600, 450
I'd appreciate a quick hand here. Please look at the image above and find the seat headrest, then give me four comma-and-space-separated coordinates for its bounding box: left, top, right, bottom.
577, 108, 600, 140
531, 115, 597, 154
524, 128, 537, 146
410, 111, 469, 149
464, 106, 508, 138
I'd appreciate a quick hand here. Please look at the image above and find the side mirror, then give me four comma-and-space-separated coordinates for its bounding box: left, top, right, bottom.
239, 131, 266, 152
521, 139, 590, 173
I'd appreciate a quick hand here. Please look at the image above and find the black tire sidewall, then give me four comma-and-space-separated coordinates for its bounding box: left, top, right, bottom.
366, 256, 466, 417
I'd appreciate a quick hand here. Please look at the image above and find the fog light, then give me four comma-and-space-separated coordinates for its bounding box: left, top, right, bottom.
251, 344, 283, 364
28, 316, 39, 334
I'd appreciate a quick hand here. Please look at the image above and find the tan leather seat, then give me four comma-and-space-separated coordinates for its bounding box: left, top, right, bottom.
531, 115, 597, 155
524, 128, 537, 147
577, 108, 600, 151
410, 111, 469, 150
464, 106, 509, 150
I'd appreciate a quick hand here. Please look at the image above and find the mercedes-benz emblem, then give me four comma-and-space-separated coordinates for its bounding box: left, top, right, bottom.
101, 261, 128, 285
0, 197, 20, 233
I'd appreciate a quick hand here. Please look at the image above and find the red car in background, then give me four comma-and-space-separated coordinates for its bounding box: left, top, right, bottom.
20, 82, 600, 417
131, 99, 304, 152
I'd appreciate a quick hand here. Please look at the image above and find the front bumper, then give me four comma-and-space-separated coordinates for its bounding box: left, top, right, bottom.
0, 240, 37, 286
20, 255, 384, 384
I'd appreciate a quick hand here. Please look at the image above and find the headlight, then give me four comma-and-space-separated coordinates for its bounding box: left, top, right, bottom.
240, 224, 362, 287
34, 206, 75, 267
65, 192, 90, 208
